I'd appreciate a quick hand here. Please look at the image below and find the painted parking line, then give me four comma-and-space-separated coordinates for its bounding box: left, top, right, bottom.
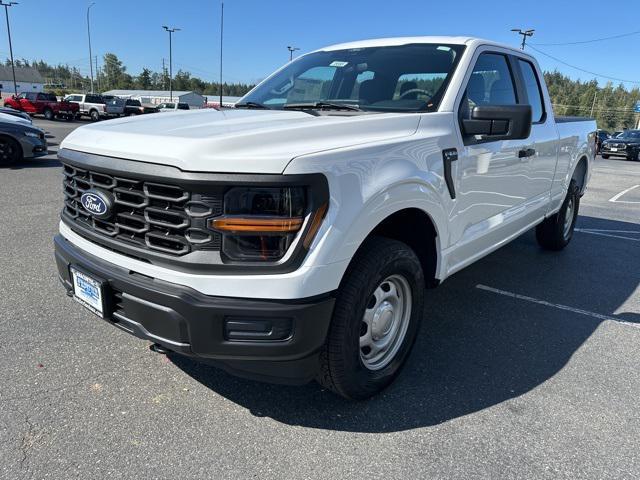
476, 284, 640, 330
575, 228, 640, 242
608, 184, 640, 203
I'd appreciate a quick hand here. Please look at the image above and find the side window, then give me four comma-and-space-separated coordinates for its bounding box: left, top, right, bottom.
464, 53, 517, 115
518, 59, 544, 123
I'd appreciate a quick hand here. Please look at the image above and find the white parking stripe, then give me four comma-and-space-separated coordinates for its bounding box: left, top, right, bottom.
575, 229, 640, 242
476, 284, 640, 329
609, 184, 640, 203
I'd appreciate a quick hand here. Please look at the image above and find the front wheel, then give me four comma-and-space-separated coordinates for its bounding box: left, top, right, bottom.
601, 154, 609, 159
536, 179, 580, 251
317, 237, 425, 400
0, 136, 22, 166
90, 110, 100, 121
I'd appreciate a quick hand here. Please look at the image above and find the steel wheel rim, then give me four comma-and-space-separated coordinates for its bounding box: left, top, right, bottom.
563, 196, 574, 239
359, 274, 412, 371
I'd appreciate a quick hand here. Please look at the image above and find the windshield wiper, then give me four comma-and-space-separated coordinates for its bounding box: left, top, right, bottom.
235, 101, 270, 110
283, 102, 363, 112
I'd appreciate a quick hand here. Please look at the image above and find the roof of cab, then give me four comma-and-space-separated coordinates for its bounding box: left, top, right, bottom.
316, 36, 517, 53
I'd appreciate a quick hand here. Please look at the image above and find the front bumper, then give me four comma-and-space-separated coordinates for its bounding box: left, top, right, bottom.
54, 234, 335, 384
601, 145, 638, 158
20, 135, 48, 158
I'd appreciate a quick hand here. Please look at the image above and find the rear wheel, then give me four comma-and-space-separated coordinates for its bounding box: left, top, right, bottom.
536, 179, 580, 251
43, 108, 54, 120
601, 154, 609, 159
317, 237, 425, 400
0, 136, 22, 166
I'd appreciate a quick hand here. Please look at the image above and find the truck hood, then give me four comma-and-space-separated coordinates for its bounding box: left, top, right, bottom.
61, 108, 420, 173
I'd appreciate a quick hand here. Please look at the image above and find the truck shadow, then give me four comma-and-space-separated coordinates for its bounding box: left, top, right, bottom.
170, 215, 639, 432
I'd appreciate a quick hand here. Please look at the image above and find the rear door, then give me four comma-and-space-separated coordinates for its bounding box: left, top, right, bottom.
512, 58, 556, 203
449, 49, 533, 267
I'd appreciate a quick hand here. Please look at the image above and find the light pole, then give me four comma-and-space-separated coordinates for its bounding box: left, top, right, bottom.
511, 28, 535, 50
0, 1, 18, 97
163, 25, 180, 102
87, 2, 95, 93
219, 1, 223, 108
287, 46, 299, 62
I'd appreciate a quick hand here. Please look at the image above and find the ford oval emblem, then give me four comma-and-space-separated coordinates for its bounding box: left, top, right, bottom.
80, 190, 114, 219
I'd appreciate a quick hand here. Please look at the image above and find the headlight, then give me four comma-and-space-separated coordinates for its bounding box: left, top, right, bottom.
24, 130, 42, 138
208, 186, 327, 262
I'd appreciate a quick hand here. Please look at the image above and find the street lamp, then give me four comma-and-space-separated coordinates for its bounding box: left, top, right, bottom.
511, 28, 535, 50
0, 1, 18, 97
287, 45, 300, 62
162, 25, 180, 102
87, 2, 95, 93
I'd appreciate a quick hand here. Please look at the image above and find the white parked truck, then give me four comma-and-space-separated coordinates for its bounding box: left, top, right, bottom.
64, 94, 108, 122
55, 37, 596, 399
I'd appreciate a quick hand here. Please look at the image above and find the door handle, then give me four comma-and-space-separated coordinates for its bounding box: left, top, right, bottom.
518, 148, 536, 158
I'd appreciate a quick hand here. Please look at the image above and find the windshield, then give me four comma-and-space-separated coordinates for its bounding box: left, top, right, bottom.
617, 130, 640, 140
241, 43, 465, 112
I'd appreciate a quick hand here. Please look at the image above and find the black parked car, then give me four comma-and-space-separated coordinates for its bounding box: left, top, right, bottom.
0, 120, 47, 166
600, 129, 640, 161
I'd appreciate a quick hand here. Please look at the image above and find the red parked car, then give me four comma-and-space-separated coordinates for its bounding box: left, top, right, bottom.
4, 92, 79, 121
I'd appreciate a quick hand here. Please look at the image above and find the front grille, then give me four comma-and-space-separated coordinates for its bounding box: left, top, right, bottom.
62, 163, 222, 256
606, 143, 626, 149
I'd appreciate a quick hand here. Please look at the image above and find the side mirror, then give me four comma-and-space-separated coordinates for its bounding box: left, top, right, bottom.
462, 104, 532, 141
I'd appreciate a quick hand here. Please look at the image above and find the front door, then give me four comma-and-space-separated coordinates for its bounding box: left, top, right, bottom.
447, 51, 534, 272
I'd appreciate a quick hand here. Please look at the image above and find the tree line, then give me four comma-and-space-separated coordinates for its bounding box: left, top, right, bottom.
544, 71, 640, 131
8, 54, 255, 98
6, 56, 640, 129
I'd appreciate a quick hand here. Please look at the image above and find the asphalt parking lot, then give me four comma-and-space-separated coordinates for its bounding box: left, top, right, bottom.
1, 118, 639, 479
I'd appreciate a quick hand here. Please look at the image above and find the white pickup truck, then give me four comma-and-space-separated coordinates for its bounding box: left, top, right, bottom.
55, 36, 596, 399
64, 94, 107, 121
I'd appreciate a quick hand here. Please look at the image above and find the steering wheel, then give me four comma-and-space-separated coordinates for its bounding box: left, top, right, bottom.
398, 88, 433, 100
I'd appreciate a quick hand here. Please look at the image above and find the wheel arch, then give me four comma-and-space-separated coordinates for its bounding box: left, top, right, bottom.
571, 155, 589, 196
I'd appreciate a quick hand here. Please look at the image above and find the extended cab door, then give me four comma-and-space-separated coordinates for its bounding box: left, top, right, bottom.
447, 49, 540, 271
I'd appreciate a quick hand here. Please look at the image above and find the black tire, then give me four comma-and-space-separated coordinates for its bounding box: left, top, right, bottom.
0, 136, 22, 166
601, 154, 609, 159
65, 113, 74, 122
317, 237, 425, 400
536, 179, 580, 251
90, 110, 100, 121
43, 108, 54, 121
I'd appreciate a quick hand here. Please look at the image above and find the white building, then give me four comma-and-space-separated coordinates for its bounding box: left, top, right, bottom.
102, 89, 206, 108
0, 66, 44, 94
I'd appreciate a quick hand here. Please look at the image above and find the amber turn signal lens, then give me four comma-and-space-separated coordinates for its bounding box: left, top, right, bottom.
303, 203, 328, 248
210, 216, 304, 233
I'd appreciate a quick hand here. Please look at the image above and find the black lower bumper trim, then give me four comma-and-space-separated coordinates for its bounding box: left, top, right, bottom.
54, 234, 335, 384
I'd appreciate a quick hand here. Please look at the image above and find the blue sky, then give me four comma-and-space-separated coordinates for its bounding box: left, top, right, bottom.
5, 0, 640, 88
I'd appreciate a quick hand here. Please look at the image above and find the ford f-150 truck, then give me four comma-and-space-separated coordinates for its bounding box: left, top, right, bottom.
63, 94, 108, 121
5, 92, 78, 121
54, 37, 596, 399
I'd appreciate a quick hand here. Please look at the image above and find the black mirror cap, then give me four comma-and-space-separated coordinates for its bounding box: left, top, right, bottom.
462, 104, 532, 141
